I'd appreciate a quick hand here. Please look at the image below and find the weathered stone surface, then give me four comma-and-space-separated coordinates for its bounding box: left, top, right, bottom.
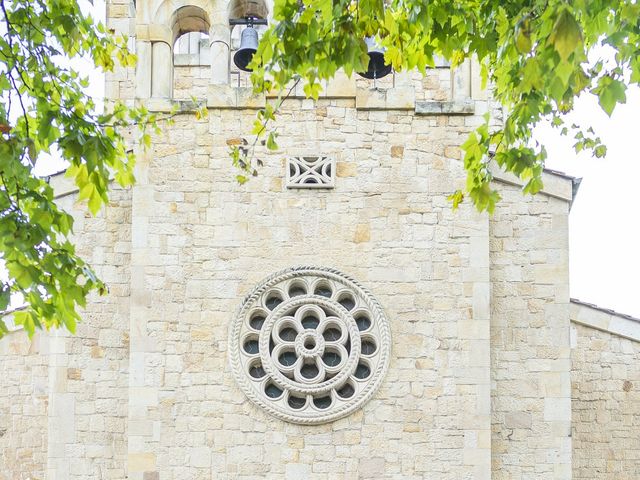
0, 2, 637, 480
571, 319, 640, 479
390, 145, 404, 158
489, 185, 572, 479
415, 100, 476, 115
356, 86, 416, 110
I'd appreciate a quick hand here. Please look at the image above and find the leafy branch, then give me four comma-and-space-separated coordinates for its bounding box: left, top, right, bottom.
229, 77, 301, 183
0, 0, 159, 337
235, 0, 640, 212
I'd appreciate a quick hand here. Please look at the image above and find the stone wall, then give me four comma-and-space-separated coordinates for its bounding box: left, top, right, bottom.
0, 185, 133, 480
47, 187, 133, 479
174, 64, 210, 101
5, 1, 637, 479
571, 304, 640, 479
0, 331, 49, 480
489, 186, 572, 479
123, 94, 494, 479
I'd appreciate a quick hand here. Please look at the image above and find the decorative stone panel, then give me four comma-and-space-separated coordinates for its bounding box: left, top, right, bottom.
229, 267, 391, 424
285, 156, 335, 189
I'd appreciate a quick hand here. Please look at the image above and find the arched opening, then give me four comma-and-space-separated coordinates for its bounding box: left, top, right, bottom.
171, 5, 211, 44
170, 6, 212, 100
174, 31, 210, 66
228, 0, 268, 87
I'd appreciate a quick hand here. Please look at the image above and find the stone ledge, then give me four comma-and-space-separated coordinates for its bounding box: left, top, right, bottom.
264, 73, 356, 100
415, 100, 475, 115
145, 98, 175, 113
139, 97, 213, 114
207, 85, 265, 109
571, 300, 640, 343
270, 71, 357, 99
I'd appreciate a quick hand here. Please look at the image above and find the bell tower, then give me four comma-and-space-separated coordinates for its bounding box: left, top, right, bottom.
106, 1, 573, 478
9, 1, 640, 479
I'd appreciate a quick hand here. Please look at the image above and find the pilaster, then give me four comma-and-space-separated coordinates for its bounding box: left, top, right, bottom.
127, 148, 160, 480
46, 331, 74, 480
461, 212, 492, 478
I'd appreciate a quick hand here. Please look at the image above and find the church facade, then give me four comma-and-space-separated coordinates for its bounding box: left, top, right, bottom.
1, 0, 639, 479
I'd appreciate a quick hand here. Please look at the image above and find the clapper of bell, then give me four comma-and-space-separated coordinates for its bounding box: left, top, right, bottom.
233, 26, 259, 71
357, 36, 393, 80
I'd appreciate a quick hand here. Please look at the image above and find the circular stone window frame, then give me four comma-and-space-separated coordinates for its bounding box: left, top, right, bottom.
229, 266, 391, 425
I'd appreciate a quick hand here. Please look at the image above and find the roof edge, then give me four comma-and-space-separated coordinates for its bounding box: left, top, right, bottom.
489, 161, 579, 204
44, 169, 79, 199
571, 298, 640, 343
571, 298, 640, 323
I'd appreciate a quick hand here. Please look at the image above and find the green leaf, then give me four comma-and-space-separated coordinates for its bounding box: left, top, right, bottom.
551, 9, 583, 61
266, 132, 278, 150
0, 286, 10, 312
88, 188, 103, 215
515, 18, 532, 53
595, 77, 626, 116
447, 190, 464, 210
13, 311, 35, 337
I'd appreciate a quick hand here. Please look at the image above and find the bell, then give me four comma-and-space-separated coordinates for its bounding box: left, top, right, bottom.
357, 37, 392, 80
233, 26, 259, 72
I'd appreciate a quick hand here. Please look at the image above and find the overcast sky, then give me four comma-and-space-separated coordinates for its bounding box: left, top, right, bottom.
536, 87, 640, 317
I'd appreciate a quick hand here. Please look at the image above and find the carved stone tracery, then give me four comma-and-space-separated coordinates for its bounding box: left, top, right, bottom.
229, 267, 391, 424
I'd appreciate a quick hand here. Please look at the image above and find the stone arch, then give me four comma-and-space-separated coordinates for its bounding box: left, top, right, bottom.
171, 7, 213, 99
171, 5, 212, 67
227, 0, 269, 20
153, 0, 217, 31
148, 3, 214, 99
170, 6, 211, 44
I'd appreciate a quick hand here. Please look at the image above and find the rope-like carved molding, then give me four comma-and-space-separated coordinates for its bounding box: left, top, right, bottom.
286, 156, 335, 189
229, 266, 391, 425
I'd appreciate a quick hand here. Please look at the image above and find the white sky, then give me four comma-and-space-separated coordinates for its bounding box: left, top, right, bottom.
535, 87, 640, 318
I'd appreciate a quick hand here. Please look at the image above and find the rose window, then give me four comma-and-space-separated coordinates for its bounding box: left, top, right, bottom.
229, 267, 391, 424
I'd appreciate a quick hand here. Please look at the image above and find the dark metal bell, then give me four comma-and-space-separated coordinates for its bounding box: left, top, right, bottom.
358, 37, 392, 80
233, 26, 259, 71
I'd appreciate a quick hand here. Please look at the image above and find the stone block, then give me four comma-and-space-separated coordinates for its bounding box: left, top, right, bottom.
208, 85, 265, 109
356, 86, 415, 110
354, 224, 371, 243
390, 145, 404, 158
190, 447, 211, 468
128, 453, 156, 472
325, 71, 357, 98
415, 100, 475, 115
286, 463, 311, 479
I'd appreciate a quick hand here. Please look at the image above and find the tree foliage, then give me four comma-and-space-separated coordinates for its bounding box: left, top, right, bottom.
0, 0, 155, 337
2, 0, 638, 338
237, 0, 639, 211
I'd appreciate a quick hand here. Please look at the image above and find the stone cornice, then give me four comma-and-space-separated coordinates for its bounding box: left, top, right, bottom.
571, 298, 640, 343
489, 160, 580, 205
